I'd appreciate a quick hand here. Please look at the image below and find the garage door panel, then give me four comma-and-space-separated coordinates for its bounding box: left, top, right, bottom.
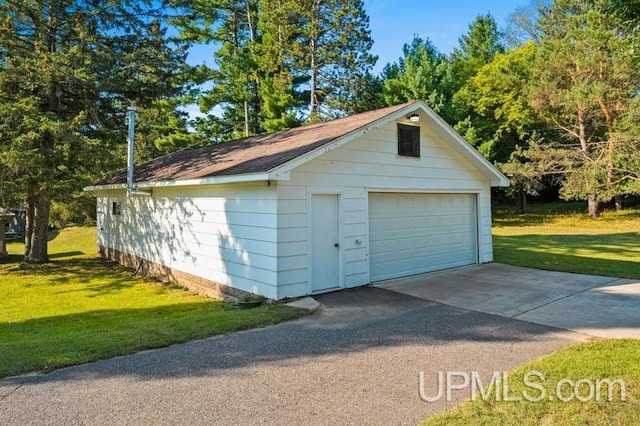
369, 193, 477, 281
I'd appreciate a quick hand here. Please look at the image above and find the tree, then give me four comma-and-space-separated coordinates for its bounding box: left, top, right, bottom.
0, 0, 189, 262
347, 71, 386, 113
450, 14, 505, 86
503, 0, 547, 47
254, 0, 304, 132
382, 36, 455, 121
454, 42, 540, 161
176, 0, 377, 132
300, 0, 377, 120
176, 0, 262, 140
449, 14, 505, 150
527, 0, 640, 218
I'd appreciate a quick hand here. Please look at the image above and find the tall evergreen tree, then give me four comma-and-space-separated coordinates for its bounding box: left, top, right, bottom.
381, 36, 455, 122
301, 0, 376, 120
451, 14, 505, 86
255, 0, 304, 131
450, 14, 505, 142
176, 0, 262, 140
0, 0, 188, 262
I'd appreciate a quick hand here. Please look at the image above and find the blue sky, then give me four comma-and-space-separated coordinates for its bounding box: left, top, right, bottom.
183, 1, 529, 118
187, 1, 529, 72
364, 0, 529, 72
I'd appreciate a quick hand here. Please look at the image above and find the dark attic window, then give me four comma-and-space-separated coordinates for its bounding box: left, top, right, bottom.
397, 123, 420, 157
111, 201, 122, 216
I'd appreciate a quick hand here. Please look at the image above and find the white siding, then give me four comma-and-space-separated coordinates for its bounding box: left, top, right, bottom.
276, 120, 494, 297
96, 182, 279, 299
95, 119, 496, 300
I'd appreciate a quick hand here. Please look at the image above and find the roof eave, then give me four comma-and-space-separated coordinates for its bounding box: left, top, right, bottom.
419, 104, 510, 187
83, 171, 275, 192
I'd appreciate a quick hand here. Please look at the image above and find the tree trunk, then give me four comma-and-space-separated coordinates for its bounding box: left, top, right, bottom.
25, 190, 51, 263
614, 196, 622, 211
309, 2, 320, 118
0, 219, 6, 259
24, 195, 35, 257
310, 36, 317, 117
244, 99, 250, 137
587, 197, 600, 219
518, 188, 526, 215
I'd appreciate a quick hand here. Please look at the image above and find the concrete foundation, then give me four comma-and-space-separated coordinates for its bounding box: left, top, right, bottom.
98, 245, 248, 301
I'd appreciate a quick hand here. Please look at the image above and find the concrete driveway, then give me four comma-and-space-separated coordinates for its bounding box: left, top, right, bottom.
0, 288, 582, 425
376, 263, 640, 339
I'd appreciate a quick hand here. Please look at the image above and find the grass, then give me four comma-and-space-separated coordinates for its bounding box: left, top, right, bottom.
424, 339, 640, 425
492, 202, 640, 279
422, 202, 640, 424
0, 226, 307, 378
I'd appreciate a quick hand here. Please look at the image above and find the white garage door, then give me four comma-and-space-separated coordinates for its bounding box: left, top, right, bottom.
369, 193, 477, 281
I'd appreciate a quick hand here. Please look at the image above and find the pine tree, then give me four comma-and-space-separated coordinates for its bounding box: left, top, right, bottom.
177, 0, 262, 140
381, 36, 455, 121
255, 0, 304, 131
301, 0, 376, 120
0, 0, 188, 262
451, 14, 505, 86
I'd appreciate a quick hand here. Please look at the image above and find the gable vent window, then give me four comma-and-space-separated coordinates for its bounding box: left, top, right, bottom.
397, 123, 420, 157
111, 201, 122, 216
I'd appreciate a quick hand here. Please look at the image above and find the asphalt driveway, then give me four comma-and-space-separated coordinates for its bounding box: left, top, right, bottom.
0, 288, 582, 425
376, 263, 640, 339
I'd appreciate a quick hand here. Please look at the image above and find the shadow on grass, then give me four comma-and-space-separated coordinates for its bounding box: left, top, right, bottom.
1, 256, 143, 294
0, 254, 22, 264
49, 251, 85, 259
0, 287, 571, 381
47, 228, 61, 241
494, 204, 640, 228
494, 233, 640, 279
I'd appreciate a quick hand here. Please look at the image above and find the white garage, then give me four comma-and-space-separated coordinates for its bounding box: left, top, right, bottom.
369, 192, 478, 281
88, 100, 509, 300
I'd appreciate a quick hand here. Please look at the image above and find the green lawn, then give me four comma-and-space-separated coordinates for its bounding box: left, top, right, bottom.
0, 226, 306, 378
422, 203, 640, 424
493, 203, 640, 279
424, 339, 640, 425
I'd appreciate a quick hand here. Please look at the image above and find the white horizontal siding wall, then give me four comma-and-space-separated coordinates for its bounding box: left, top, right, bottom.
96, 182, 279, 299
276, 120, 494, 297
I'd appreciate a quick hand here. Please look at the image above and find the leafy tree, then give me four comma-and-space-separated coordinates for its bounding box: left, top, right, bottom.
449, 14, 505, 153
0, 0, 189, 262
503, 0, 547, 47
526, 0, 640, 218
454, 42, 540, 161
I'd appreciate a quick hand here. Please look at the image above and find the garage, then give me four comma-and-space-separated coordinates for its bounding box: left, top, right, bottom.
368, 193, 478, 281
